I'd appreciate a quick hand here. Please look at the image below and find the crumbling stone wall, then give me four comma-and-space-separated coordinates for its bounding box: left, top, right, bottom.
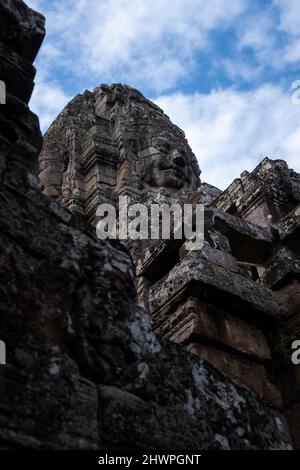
214, 158, 300, 226
0, 0, 295, 450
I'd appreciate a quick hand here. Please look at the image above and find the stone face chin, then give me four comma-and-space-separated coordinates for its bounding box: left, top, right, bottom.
139, 138, 191, 190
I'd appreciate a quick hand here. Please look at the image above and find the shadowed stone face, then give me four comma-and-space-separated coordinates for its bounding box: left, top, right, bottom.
38, 84, 201, 220
139, 137, 190, 190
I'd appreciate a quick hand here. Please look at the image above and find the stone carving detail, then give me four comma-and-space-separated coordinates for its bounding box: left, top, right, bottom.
39, 84, 201, 222
213, 158, 300, 226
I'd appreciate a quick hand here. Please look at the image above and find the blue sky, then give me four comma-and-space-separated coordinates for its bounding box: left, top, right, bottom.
26, 0, 300, 188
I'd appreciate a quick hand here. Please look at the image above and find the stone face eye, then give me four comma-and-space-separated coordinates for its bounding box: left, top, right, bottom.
174, 155, 186, 168
164, 142, 171, 153
157, 141, 171, 153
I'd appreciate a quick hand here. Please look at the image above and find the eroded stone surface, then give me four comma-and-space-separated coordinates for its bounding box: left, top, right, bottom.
39, 84, 201, 224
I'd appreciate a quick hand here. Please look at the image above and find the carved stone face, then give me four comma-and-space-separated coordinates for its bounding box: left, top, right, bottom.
139, 137, 191, 190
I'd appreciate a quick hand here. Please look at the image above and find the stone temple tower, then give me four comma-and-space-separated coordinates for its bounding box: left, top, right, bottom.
39, 84, 201, 224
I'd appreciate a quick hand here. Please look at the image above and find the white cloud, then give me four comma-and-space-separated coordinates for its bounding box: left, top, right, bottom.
25, 0, 43, 10
273, 0, 300, 37
274, 0, 300, 67
25, 0, 300, 93
219, 58, 262, 82
236, 1, 300, 70
30, 74, 71, 132
238, 13, 275, 52
25, 0, 249, 132
26, 0, 246, 91
155, 84, 300, 189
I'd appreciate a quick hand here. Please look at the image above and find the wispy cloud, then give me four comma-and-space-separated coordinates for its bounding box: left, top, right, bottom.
28, 0, 246, 91
156, 84, 300, 188
27, 0, 247, 131
235, 0, 300, 72
30, 73, 71, 131
273, 0, 300, 67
